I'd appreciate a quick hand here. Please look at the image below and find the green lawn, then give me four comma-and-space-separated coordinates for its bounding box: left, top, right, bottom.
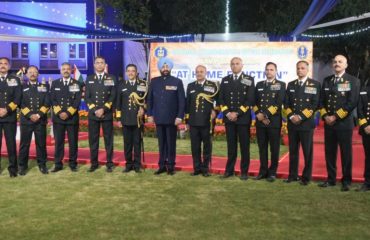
0, 161, 369, 240
77, 136, 289, 159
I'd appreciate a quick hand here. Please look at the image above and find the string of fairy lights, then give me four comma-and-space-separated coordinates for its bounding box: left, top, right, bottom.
301, 25, 370, 38
2, 1, 368, 40
25, 1, 191, 39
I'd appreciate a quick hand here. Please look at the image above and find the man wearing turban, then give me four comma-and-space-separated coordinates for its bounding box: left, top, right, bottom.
147, 57, 185, 175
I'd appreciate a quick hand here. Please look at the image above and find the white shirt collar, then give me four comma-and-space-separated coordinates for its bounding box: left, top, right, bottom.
298, 76, 308, 84
63, 78, 71, 85
96, 72, 104, 78
266, 78, 275, 83
232, 72, 242, 79
0, 74, 7, 79
335, 71, 345, 78
197, 79, 206, 85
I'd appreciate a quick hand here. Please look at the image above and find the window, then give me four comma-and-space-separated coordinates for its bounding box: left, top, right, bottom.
69, 44, 76, 58
40, 43, 48, 58
39, 43, 58, 70
11, 42, 29, 59
69, 43, 87, 70
21, 43, 28, 58
50, 43, 57, 58
11, 43, 18, 58
69, 43, 86, 59
10, 43, 29, 70
79, 44, 86, 58
40, 43, 58, 58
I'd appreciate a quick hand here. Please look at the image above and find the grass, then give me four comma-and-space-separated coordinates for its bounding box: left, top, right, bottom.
0, 161, 369, 240
76, 136, 289, 159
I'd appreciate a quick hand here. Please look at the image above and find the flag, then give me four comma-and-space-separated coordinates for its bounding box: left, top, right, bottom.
73, 64, 84, 83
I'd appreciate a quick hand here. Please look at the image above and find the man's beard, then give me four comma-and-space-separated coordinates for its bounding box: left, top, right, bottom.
160, 70, 170, 76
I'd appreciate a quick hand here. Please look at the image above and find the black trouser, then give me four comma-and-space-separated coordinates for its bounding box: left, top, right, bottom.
224, 123, 250, 175
256, 127, 281, 177
362, 133, 370, 186
88, 119, 113, 168
190, 125, 211, 173
19, 123, 47, 169
288, 129, 314, 181
53, 123, 79, 168
0, 122, 17, 173
123, 125, 141, 169
324, 127, 353, 184
156, 124, 177, 171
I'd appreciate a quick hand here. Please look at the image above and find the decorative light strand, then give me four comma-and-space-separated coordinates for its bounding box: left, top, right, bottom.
225, 0, 230, 34
29, 1, 191, 39
301, 25, 370, 38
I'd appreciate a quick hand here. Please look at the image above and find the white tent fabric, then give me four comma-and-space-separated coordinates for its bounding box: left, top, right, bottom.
308, 12, 370, 29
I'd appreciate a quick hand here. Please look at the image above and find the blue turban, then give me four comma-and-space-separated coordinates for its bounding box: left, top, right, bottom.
157, 57, 174, 70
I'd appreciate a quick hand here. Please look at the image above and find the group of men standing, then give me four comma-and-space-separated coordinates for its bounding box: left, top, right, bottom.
0, 54, 369, 192
147, 55, 369, 192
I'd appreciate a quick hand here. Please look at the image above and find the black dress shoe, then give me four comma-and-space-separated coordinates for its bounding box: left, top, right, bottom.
240, 174, 249, 181
18, 168, 28, 176
106, 167, 113, 173
51, 167, 63, 173
254, 174, 266, 180
134, 168, 142, 173
154, 168, 167, 175
70, 167, 78, 172
356, 184, 370, 192
202, 172, 211, 177
167, 169, 176, 175
88, 166, 99, 172
267, 175, 276, 182
190, 171, 201, 176
123, 167, 132, 173
299, 180, 309, 186
341, 184, 350, 192
220, 173, 234, 179
9, 171, 17, 178
39, 166, 49, 174
283, 177, 300, 183
318, 181, 336, 187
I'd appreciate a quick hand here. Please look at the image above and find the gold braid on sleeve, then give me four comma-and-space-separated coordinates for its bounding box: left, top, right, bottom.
195, 81, 219, 134
128, 80, 148, 128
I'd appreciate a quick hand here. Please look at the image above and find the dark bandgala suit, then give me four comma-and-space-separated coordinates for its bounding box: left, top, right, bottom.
320, 72, 360, 185
284, 78, 320, 182
19, 81, 50, 170
254, 79, 286, 178
116, 79, 147, 171
218, 73, 255, 176
185, 79, 218, 174
147, 74, 185, 172
358, 80, 370, 188
85, 73, 117, 169
0, 74, 22, 175
50, 78, 82, 169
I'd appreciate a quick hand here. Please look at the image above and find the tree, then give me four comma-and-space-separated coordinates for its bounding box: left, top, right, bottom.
97, 0, 152, 33
150, 0, 225, 34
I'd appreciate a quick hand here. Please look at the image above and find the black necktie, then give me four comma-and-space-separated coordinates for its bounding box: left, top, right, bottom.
234, 75, 238, 81
98, 75, 102, 83
64, 80, 68, 86
299, 80, 303, 86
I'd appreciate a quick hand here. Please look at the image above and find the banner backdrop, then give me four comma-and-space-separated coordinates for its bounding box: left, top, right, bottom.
149, 42, 313, 89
